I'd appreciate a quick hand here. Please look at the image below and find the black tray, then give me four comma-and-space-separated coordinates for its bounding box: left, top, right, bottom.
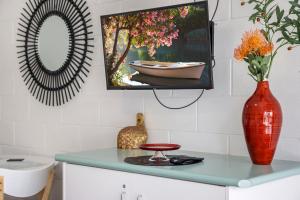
124, 155, 204, 166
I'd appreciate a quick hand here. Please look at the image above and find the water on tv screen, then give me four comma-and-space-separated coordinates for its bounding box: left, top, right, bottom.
100, 1, 213, 90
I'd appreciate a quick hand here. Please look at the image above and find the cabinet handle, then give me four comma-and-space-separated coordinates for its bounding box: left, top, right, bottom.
137, 194, 143, 200
121, 191, 126, 200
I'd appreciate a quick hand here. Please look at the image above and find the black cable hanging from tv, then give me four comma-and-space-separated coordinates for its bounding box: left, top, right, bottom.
153, 88, 205, 110
153, 0, 219, 110
210, 0, 220, 21
152, 60, 216, 110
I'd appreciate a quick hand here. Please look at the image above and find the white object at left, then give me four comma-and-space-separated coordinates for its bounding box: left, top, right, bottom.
0, 155, 54, 197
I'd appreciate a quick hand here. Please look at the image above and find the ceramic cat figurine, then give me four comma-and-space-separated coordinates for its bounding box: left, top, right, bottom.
117, 113, 148, 149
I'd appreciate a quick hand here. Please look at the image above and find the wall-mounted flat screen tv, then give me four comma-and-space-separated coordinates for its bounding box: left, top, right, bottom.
100, 1, 213, 90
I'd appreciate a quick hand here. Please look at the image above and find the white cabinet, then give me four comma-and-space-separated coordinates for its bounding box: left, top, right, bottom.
63, 163, 226, 200
63, 163, 300, 200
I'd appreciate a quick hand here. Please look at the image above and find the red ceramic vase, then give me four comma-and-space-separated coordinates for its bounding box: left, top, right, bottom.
242, 81, 282, 165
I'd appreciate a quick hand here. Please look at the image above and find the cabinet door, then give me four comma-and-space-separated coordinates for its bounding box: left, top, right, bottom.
63, 163, 226, 200
131, 176, 226, 200
64, 163, 131, 200
130, 173, 226, 200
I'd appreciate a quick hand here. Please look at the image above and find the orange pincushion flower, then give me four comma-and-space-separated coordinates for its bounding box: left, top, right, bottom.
234, 29, 273, 60
259, 42, 273, 55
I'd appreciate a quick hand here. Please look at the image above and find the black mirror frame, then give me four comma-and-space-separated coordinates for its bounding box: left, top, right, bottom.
17, 0, 94, 106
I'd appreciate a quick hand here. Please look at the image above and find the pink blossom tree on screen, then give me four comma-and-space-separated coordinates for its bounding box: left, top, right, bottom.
102, 6, 189, 81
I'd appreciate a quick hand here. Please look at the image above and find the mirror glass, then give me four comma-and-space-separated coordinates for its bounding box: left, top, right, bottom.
38, 15, 70, 71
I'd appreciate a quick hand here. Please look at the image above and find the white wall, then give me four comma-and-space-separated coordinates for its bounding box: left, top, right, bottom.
0, 0, 300, 199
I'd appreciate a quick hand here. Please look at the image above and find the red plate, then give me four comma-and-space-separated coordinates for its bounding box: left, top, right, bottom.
139, 143, 181, 151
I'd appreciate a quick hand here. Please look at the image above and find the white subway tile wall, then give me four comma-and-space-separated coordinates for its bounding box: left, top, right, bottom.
0, 0, 300, 199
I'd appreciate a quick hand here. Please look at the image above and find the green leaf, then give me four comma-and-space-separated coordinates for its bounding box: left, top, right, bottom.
290, 1, 300, 8
266, 10, 274, 21
251, 59, 261, 69
249, 13, 258, 23
270, 22, 279, 26
261, 64, 268, 77
298, 26, 300, 40
248, 65, 257, 75
264, 56, 269, 63
277, 37, 285, 43
276, 6, 281, 18
282, 31, 297, 44
276, 7, 285, 23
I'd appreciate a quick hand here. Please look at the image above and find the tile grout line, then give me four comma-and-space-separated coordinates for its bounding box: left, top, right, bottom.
227, 134, 230, 155
195, 98, 198, 132
229, 59, 233, 96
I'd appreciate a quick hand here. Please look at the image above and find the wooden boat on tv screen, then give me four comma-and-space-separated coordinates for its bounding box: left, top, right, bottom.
129, 61, 206, 80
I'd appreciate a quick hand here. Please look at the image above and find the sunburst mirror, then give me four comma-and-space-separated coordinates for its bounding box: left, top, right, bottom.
17, 0, 94, 106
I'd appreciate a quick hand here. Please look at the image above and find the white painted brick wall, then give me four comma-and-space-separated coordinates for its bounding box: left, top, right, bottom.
0, 0, 300, 199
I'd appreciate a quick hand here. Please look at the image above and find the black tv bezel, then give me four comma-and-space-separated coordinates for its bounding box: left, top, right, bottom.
100, 1, 214, 90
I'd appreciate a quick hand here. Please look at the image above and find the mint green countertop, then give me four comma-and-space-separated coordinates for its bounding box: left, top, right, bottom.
55, 148, 300, 188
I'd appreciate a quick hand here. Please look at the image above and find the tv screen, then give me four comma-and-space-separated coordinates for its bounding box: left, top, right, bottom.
100, 1, 213, 90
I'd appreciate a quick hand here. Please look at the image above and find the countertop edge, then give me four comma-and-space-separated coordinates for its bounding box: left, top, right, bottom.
55, 154, 243, 187
238, 168, 300, 188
